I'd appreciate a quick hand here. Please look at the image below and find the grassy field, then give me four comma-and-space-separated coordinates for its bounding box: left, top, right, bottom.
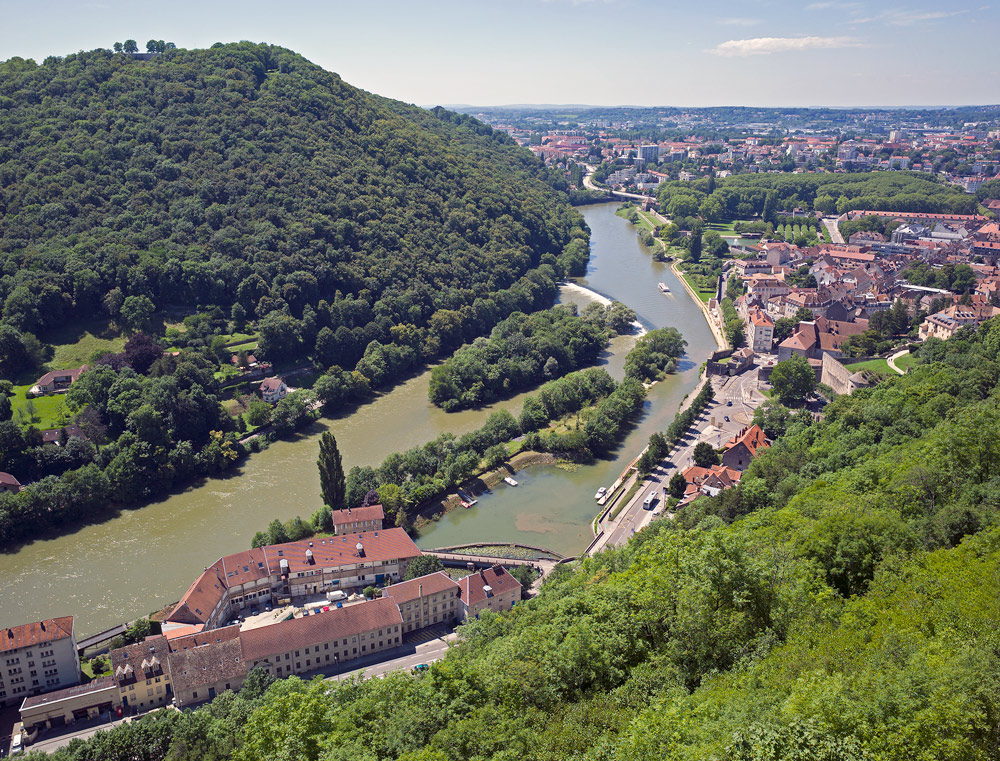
47, 318, 125, 368
676, 269, 715, 302
845, 357, 895, 377
894, 352, 917, 371
10, 384, 72, 429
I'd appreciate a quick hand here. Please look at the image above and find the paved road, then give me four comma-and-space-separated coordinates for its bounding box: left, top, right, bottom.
327, 632, 455, 682
822, 216, 845, 244
592, 372, 765, 552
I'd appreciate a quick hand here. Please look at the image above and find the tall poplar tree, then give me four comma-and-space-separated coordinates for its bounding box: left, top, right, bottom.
317, 432, 345, 508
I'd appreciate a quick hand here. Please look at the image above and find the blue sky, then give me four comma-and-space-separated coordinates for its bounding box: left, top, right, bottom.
1, 0, 997, 107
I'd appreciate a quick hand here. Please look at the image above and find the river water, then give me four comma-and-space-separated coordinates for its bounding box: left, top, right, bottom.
0, 203, 715, 635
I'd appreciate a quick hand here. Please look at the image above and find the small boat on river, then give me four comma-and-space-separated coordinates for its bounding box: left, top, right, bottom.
658, 282, 670, 294
594, 486, 607, 501
504, 476, 518, 487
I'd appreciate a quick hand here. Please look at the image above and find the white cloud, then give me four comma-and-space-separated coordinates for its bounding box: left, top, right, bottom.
850, 9, 968, 25
719, 17, 761, 26
707, 36, 863, 57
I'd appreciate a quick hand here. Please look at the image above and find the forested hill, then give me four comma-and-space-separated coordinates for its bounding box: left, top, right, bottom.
0, 43, 583, 370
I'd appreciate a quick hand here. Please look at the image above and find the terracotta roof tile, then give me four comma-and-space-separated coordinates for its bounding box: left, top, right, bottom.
331, 505, 385, 526
1, 617, 74, 653
459, 566, 522, 607
382, 572, 460, 606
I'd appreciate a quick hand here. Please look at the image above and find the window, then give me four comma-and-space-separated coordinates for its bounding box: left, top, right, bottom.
324, 644, 328, 650
193, 692, 198, 699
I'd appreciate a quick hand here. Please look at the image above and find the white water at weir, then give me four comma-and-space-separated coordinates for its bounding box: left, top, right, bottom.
0, 203, 716, 634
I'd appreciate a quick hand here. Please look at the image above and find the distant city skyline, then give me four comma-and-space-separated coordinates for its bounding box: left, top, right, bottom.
1, 0, 998, 108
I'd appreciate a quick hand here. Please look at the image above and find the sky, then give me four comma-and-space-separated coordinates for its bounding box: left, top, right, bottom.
1, 0, 997, 108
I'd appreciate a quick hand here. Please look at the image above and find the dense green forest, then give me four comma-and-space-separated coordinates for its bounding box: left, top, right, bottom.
0, 42, 586, 546
427, 302, 635, 411
657, 171, 978, 222
30, 320, 1000, 761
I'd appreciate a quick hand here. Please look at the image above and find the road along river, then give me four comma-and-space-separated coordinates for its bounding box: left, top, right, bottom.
0, 203, 716, 634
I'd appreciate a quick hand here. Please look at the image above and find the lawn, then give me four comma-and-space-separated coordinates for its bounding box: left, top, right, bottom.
705, 221, 737, 235
894, 352, 917, 371
10, 383, 72, 430
676, 268, 715, 303
845, 358, 895, 377
46, 318, 125, 368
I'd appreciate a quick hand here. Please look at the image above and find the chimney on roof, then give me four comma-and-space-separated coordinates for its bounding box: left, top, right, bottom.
306, 549, 314, 565
483, 585, 493, 598
356, 542, 365, 557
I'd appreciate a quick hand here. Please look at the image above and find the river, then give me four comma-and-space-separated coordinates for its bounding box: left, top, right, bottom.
0, 203, 716, 635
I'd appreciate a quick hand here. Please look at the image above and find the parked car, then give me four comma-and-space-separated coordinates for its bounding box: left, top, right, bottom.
411, 663, 430, 673
724, 415, 730, 422
727, 400, 733, 406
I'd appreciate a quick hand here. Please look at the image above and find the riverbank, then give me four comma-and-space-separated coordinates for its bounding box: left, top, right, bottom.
670, 259, 728, 351
413, 450, 560, 530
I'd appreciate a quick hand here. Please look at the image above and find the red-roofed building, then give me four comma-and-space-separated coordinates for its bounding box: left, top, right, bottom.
382, 572, 461, 633
165, 528, 421, 631
1, 617, 79, 707
30, 366, 88, 395
111, 635, 171, 714
747, 308, 774, 352
459, 566, 523, 620
331, 505, 384, 535
260, 376, 288, 403
679, 464, 743, 502
722, 425, 770, 471
241, 598, 403, 677
0, 471, 21, 493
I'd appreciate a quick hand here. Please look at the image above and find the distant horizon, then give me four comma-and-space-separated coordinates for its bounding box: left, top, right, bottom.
431, 103, 1000, 112
2, 0, 998, 108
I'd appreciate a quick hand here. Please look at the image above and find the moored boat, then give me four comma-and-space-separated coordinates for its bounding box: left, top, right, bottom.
504, 476, 518, 487
594, 486, 607, 500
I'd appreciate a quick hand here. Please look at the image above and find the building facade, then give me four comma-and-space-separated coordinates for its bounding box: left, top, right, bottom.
164, 528, 421, 632
331, 505, 384, 535
241, 598, 403, 677
1, 617, 79, 708
111, 635, 172, 714
459, 566, 523, 620
747, 308, 774, 353
382, 572, 462, 633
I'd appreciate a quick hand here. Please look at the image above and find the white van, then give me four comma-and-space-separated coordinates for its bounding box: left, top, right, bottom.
10, 724, 24, 756
643, 493, 655, 509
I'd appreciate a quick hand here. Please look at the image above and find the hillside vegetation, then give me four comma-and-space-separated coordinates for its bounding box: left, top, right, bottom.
0, 43, 584, 545
0, 43, 581, 375
30, 324, 1000, 759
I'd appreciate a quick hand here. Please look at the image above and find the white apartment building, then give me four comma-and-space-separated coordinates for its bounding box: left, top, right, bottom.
2, 617, 80, 707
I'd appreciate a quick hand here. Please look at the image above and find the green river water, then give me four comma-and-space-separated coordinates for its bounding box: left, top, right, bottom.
0, 203, 716, 635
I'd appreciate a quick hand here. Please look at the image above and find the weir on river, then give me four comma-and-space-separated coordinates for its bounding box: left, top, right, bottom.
0, 203, 716, 634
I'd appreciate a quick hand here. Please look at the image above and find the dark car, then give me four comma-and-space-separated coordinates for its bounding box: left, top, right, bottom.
727, 400, 733, 406
411, 663, 430, 673
724, 415, 730, 422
